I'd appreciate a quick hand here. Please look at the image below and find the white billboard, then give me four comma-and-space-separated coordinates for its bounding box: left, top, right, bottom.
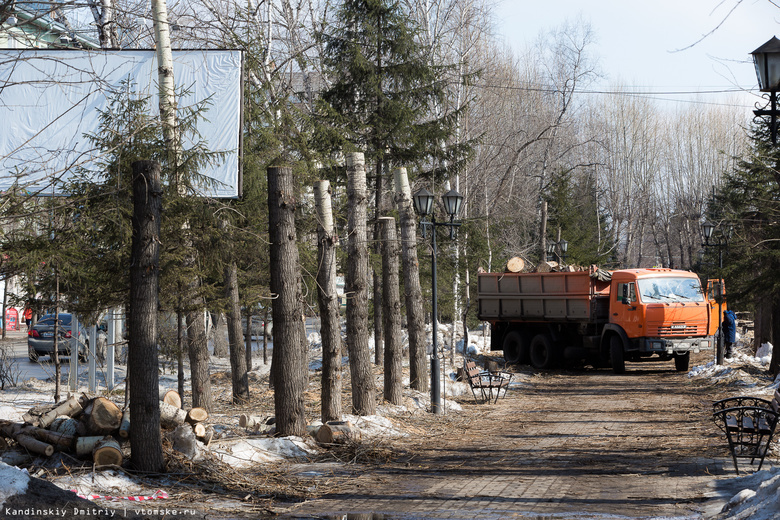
0, 49, 243, 198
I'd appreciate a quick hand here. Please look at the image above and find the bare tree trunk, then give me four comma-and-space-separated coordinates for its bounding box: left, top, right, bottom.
772, 298, 780, 377
1, 278, 6, 340
345, 153, 376, 416
393, 168, 428, 392
268, 165, 307, 437
245, 310, 253, 370
53, 270, 61, 403
88, 0, 119, 49
380, 217, 402, 405
209, 313, 227, 358
128, 159, 164, 472
373, 159, 385, 366
225, 262, 249, 404
540, 200, 548, 262
177, 310, 184, 406
186, 308, 212, 412
314, 180, 342, 422
263, 306, 270, 365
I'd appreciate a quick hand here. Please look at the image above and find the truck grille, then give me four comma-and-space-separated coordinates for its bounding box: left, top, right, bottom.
650, 324, 706, 336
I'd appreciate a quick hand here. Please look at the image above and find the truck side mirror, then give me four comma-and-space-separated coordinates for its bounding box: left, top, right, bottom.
622, 284, 629, 304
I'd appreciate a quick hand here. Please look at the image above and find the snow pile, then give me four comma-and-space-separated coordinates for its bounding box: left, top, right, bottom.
0, 462, 29, 506
718, 468, 780, 520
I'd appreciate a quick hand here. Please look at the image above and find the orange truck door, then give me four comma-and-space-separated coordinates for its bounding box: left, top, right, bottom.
707, 279, 726, 336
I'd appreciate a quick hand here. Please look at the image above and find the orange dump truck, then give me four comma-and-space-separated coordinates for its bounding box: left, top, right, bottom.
477, 267, 714, 373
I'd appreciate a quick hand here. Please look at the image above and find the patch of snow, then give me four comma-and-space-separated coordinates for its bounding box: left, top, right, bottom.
52, 469, 149, 499
210, 436, 316, 468
719, 468, 780, 519
0, 462, 29, 506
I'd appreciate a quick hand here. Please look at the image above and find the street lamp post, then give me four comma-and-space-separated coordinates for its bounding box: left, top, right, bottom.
412, 186, 463, 415
546, 239, 569, 264
751, 37, 780, 144
701, 220, 732, 365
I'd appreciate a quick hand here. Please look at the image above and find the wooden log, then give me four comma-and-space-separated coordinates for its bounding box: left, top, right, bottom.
15, 433, 54, 456
92, 437, 123, 467
26, 426, 74, 451
161, 389, 182, 409
315, 421, 361, 444
159, 400, 187, 429
49, 417, 80, 437
118, 409, 131, 439
196, 426, 214, 446
536, 261, 558, 273
85, 397, 122, 435
38, 396, 83, 429
76, 436, 105, 458
239, 414, 272, 432
505, 256, 525, 273
185, 407, 209, 425
192, 423, 206, 438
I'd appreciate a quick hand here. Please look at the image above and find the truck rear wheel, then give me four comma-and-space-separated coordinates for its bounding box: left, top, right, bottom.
530, 334, 557, 369
610, 335, 625, 374
674, 352, 690, 372
503, 330, 528, 365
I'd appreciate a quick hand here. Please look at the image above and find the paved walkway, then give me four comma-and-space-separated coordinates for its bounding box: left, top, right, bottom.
280, 361, 764, 519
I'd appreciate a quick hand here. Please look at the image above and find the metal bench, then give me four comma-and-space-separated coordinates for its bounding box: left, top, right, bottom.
712, 390, 780, 474
463, 360, 512, 404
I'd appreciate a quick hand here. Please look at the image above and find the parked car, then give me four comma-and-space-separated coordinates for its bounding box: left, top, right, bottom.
27, 313, 88, 362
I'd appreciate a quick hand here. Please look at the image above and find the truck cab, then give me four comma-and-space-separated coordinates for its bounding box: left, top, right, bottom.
605, 269, 713, 373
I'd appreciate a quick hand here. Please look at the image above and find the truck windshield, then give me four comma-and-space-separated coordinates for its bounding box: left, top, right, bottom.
637, 277, 705, 303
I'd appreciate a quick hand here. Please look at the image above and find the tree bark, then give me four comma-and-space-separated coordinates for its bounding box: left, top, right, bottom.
186, 307, 212, 411
225, 262, 249, 403
314, 180, 343, 423
380, 217, 403, 405
128, 159, 164, 472
345, 153, 377, 416
245, 310, 253, 370
211, 313, 229, 358
393, 168, 428, 391
268, 165, 307, 437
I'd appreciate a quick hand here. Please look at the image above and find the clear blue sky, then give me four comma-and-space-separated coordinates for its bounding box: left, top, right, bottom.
495, 0, 780, 107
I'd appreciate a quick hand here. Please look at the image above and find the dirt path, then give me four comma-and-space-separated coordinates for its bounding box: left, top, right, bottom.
280, 359, 746, 519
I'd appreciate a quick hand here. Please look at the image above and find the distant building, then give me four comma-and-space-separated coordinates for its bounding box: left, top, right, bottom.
1, 2, 99, 49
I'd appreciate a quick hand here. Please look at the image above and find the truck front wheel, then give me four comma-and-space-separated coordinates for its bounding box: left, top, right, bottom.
530, 334, 557, 369
610, 335, 625, 374
674, 352, 690, 372
503, 330, 528, 365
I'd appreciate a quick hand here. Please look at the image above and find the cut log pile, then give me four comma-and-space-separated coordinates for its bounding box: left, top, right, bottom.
503, 256, 586, 274
0, 390, 212, 466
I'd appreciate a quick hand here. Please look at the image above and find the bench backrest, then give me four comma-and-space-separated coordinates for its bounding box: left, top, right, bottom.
464, 361, 481, 381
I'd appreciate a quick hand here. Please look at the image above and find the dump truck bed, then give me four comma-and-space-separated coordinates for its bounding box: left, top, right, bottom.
477, 270, 611, 323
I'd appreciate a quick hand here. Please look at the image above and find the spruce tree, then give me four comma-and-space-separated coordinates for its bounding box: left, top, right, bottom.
716, 122, 780, 375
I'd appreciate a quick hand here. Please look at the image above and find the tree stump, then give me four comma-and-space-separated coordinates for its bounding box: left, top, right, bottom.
93, 437, 123, 467
315, 421, 361, 444
85, 397, 122, 435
